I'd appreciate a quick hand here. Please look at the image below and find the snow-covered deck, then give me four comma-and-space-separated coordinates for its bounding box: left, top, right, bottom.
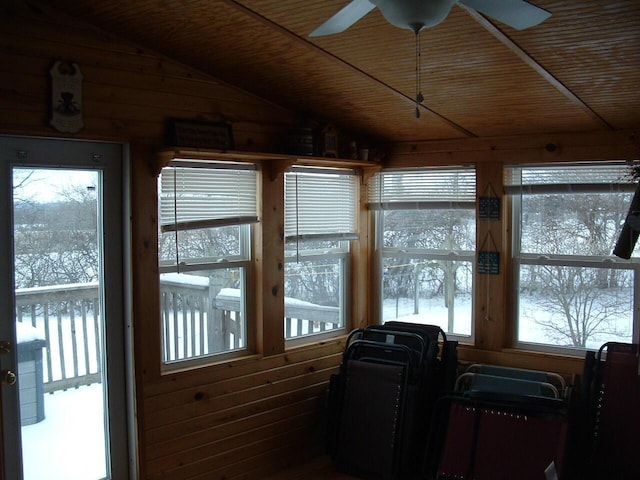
21, 383, 107, 480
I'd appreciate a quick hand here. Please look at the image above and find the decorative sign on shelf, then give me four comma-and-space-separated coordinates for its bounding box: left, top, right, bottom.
478, 231, 500, 275
167, 119, 234, 150
479, 182, 500, 220
321, 123, 338, 157
50, 60, 84, 134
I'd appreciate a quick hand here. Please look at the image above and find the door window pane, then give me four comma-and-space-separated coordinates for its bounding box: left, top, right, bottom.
13, 168, 109, 480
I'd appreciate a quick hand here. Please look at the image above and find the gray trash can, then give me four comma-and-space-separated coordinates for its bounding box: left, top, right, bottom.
18, 339, 46, 425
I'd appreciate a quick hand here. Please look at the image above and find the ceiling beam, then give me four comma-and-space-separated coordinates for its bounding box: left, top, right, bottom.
388, 129, 638, 166
461, 5, 613, 130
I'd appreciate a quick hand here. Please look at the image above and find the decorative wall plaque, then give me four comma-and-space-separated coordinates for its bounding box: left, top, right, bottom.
479, 183, 500, 220
478, 250, 500, 275
478, 231, 500, 275
50, 60, 84, 133
167, 119, 234, 150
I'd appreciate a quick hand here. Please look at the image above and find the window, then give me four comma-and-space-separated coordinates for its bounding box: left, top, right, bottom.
158, 160, 257, 365
506, 162, 639, 352
369, 167, 476, 338
283, 167, 357, 341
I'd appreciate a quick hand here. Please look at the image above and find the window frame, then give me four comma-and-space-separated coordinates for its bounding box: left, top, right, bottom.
508, 162, 640, 355
283, 166, 358, 345
158, 160, 257, 370
370, 166, 477, 342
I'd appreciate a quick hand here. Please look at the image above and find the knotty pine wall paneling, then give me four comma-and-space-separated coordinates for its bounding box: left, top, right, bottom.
0, 4, 344, 479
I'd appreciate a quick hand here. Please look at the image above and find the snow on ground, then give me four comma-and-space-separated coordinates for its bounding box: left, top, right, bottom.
383, 295, 472, 337
21, 384, 106, 480
382, 294, 632, 348
16, 322, 45, 343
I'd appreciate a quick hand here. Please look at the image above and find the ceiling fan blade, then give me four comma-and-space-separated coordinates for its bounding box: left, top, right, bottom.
309, 0, 377, 37
459, 0, 552, 30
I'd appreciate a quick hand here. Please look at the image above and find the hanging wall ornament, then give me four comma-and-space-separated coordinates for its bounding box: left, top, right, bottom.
478, 231, 500, 275
478, 182, 500, 220
50, 60, 84, 133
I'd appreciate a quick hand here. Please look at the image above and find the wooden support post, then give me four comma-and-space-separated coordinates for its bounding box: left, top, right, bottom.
474, 162, 507, 351
255, 161, 285, 355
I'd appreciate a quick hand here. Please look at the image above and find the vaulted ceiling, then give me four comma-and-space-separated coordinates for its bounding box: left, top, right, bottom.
24, 0, 640, 144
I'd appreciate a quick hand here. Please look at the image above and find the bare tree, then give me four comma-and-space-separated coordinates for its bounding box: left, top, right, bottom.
521, 265, 631, 347
13, 183, 98, 288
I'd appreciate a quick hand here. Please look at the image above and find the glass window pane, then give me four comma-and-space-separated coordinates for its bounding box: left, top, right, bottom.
159, 224, 242, 264
285, 239, 343, 256
159, 164, 258, 227
383, 209, 475, 251
160, 267, 246, 362
382, 257, 472, 336
520, 192, 632, 256
518, 264, 634, 349
379, 205, 475, 338
284, 256, 344, 339
284, 169, 357, 240
12, 168, 109, 480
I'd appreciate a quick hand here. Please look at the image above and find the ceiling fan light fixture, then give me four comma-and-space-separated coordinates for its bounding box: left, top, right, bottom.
373, 0, 457, 32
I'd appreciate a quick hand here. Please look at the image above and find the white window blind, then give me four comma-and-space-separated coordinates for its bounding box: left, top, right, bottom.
159, 160, 258, 232
367, 166, 476, 209
504, 162, 638, 194
284, 167, 357, 241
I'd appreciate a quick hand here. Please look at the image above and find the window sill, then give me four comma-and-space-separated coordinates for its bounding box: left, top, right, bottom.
285, 333, 348, 354
161, 351, 263, 377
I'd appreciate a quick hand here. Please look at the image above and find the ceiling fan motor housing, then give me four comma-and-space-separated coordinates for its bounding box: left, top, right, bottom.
373, 0, 457, 32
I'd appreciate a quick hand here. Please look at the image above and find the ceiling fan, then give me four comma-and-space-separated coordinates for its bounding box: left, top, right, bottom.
309, 0, 552, 37
309, 0, 552, 118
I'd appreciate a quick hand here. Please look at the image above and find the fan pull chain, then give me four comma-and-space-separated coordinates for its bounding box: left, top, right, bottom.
415, 30, 424, 118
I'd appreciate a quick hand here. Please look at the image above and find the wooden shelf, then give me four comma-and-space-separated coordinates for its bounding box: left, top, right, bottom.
157, 147, 380, 171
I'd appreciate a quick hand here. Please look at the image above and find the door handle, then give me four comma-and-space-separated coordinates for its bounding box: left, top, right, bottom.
1, 370, 17, 385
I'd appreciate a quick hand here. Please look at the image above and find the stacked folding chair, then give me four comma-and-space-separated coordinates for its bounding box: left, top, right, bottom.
426, 364, 569, 480
582, 342, 640, 480
326, 322, 458, 479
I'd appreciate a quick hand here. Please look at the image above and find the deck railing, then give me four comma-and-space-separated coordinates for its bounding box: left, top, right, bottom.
15, 278, 341, 392
15, 283, 101, 393
160, 275, 341, 362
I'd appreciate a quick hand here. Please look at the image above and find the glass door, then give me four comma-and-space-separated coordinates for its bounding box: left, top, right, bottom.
0, 136, 129, 480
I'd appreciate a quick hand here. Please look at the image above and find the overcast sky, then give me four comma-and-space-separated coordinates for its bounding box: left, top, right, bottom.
13, 168, 98, 204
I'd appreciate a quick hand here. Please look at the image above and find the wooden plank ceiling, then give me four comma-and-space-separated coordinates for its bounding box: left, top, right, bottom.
23, 0, 640, 144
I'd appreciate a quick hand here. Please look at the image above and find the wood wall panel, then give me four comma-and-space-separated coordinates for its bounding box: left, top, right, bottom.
3, 3, 633, 479
0, 4, 300, 147
146, 395, 325, 460
144, 339, 345, 397
144, 361, 339, 426
0, 5, 341, 479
